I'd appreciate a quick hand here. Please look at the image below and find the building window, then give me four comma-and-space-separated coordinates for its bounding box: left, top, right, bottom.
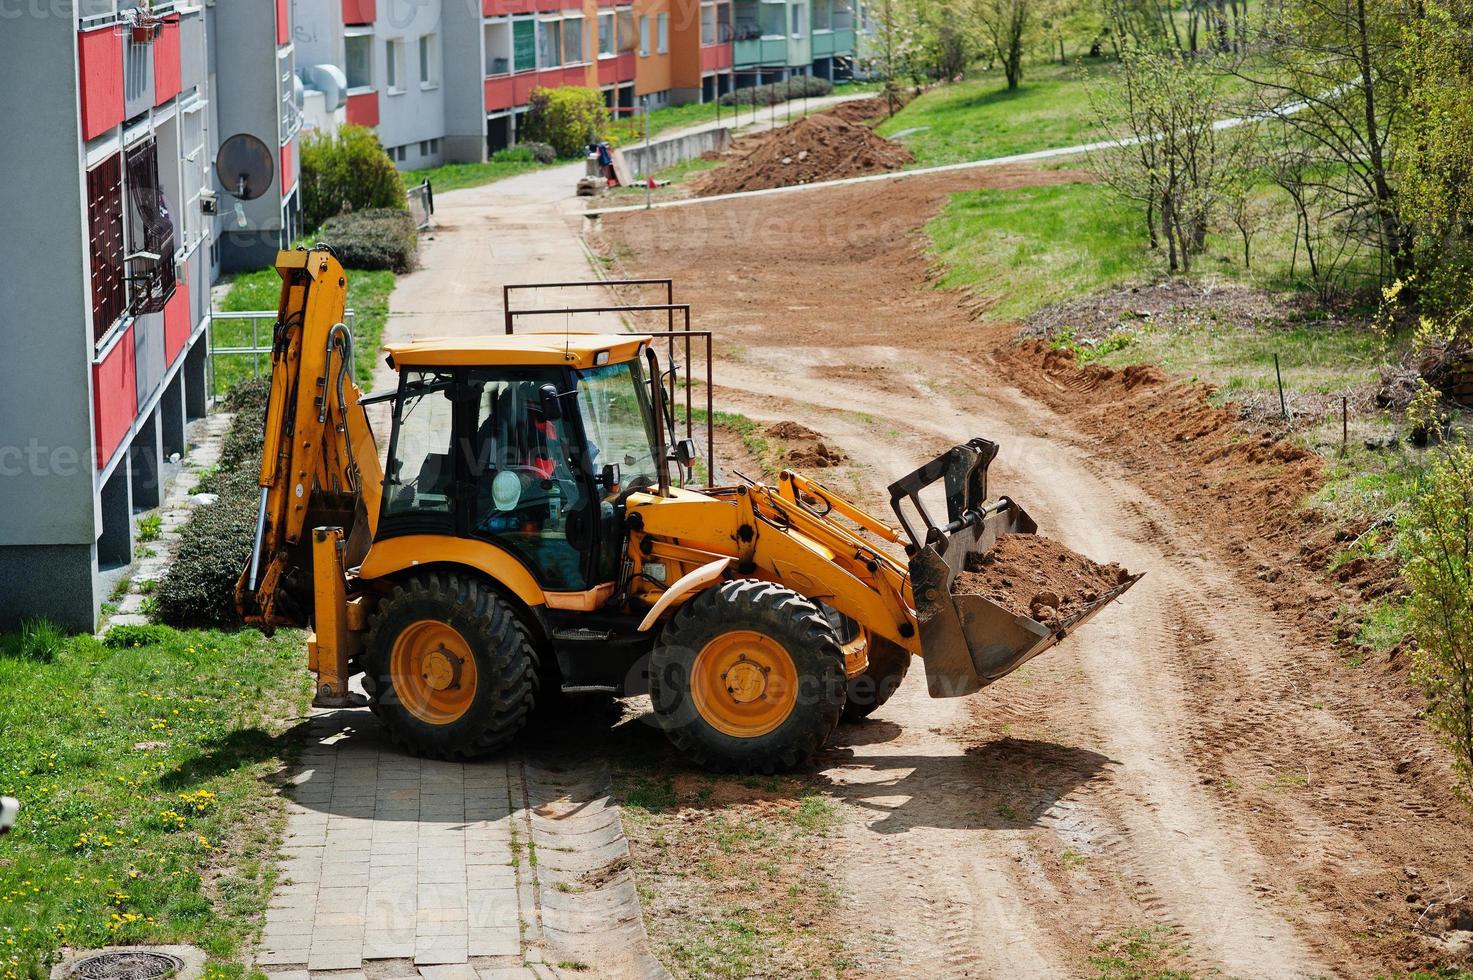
538, 18, 562, 67
617, 7, 637, 52
87, 154, 126, 344
124, 138, 176, 316
791, 2, 806, 36
485, 19, 512, 75
386, 38, 406, 93
345, 32, 373, 89
657, 12, 668, 52
598, 12, 615, 56
419, 33, 439, 87
513, 18, 537, 72
562, 15, 584, 63
757, 0, 784, 38
638, 15, 649, 56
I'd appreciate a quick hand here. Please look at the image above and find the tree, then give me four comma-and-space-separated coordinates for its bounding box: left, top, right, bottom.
1087, 49, 1245, 272
974, 0, 1032, 88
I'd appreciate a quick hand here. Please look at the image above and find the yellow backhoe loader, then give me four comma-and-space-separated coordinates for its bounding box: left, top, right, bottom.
237, 248, 1139, 772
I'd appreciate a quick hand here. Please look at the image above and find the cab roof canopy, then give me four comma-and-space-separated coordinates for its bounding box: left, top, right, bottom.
383, 333, 652, 371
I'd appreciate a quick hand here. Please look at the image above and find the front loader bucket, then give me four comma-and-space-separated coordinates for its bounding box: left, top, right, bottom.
889, 439, 1143, 698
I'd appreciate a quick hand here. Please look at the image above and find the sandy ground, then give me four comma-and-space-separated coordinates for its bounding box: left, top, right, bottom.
593, 168, 1473, 978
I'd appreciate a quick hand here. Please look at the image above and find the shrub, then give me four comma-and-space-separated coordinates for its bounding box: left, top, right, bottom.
104, 623, 176, 648
521, 87, 608, 158
300, 125, 407, 232
319, 208, 418, 273
1400, 398, 1473, 804
492, 145, 536, 164
717, 76, 833, 107
157, 382, 273, 628
520, 141, 557, 164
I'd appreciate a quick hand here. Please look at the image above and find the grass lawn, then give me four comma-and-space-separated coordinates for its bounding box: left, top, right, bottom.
212, 267, 395, 393
402, 158, 547, 194
0, 625, 310, 980
926, 179, 1156, 321
607, 79, 883, 146
876, 62, 1120, 166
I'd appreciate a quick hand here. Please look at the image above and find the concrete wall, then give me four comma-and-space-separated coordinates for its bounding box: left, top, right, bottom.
0, 9, 100, 630
441, 0, 488, 163
372, 0, 448, 168
621, 125, 730, 178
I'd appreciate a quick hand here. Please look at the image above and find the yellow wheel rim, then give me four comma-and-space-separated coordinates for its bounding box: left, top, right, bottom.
691, 630, 798, 738
389, 620, 479, 725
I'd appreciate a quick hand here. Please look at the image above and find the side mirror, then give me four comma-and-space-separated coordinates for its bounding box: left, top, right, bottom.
673, 438, 699, 468
600, 463, 622, 490
538, 383, 563, 421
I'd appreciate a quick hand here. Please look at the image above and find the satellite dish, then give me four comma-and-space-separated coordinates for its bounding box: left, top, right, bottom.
216, 133, 274, 201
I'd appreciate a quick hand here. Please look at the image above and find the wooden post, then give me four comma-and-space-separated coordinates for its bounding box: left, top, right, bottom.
1341, 395, 1348, 455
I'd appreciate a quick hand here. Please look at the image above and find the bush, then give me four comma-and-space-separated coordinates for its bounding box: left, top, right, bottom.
319, 208, 418, 273
1401, 399, 1473, 804
103, 623, 176, 648
300, 125, 407, 232
717, 76, 833, 107
492, 145, 536, 164
520, 141, 558, 164
157, 383, 273, 628
521, 87, 608, 158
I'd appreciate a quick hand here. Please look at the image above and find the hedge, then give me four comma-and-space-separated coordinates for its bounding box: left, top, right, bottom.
717, 76, 833, 107
521, 86, 608, 158
300, 124, 407, 232
319, 208, 418, 273
156, 379, 271, 628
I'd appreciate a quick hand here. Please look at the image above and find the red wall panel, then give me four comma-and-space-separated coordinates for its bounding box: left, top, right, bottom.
343, 0, 377, 23
485, 0, 537, 13
486, 77, 517, 111
701, 43, 732, 71
276, 0, 289, 45
78, 28, 125, 141
163, 281, 191, 367
93, 326, 138, 470
346, 91, 380, 127
154, 17, 182, 105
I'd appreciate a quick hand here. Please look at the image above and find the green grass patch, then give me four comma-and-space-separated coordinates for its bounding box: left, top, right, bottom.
213, 267, 395, 394
608, 80, 882, 146
927, 180, 1154, 321
877, 62, 1119, 167
0, 625, 311, 979
1087, 924, 1192, 979
402, 157, 545, 194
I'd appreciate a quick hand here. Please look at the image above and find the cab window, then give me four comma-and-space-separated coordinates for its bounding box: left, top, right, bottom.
468, 368, 591, 590
384, 371, 457, 521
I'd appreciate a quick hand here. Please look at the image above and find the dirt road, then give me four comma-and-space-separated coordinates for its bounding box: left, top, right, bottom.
593, 169, 1473, 977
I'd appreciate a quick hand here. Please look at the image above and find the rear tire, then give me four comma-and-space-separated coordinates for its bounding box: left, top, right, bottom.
649, 580, 845, 773
841, 634, 912, 722
364, 572, 538, 760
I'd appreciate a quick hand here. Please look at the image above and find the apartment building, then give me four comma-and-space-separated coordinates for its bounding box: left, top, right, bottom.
296, 0, 855, 165
0, 0, 300, 631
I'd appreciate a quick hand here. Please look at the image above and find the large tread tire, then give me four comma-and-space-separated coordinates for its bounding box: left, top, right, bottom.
364, 572, 538, 760
841, 635, 912, 722
649, 579, 845, 773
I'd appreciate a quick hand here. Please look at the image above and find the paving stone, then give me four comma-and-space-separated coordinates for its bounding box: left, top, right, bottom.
417, 964, 480, 980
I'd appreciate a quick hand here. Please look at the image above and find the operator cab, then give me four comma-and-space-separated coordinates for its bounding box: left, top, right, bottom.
379, 333, 666, 593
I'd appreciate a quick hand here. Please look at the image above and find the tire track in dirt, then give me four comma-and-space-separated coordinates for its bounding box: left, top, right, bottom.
710, 351, 1329, 976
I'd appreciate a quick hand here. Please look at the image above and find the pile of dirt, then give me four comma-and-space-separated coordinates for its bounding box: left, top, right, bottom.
765, 419, 848, 468
692, 114, 914, 197
953, 533, 1133, 626
823, 96, 891, 125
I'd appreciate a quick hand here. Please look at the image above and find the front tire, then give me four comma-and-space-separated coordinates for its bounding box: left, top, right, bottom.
364, 573, 538, 760
649, 580, 846, 773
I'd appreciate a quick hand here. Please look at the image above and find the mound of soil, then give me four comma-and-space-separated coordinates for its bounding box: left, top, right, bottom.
823, 96, 891, 125
952, 533, 1133, 627
786, 441, 846, 468
765, 420, 823, 440
692, 114, 914, 197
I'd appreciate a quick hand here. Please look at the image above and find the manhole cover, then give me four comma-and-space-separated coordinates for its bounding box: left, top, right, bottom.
69, 951, 184, 980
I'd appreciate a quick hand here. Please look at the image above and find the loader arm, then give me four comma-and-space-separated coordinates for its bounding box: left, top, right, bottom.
235, 248, 383, 632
